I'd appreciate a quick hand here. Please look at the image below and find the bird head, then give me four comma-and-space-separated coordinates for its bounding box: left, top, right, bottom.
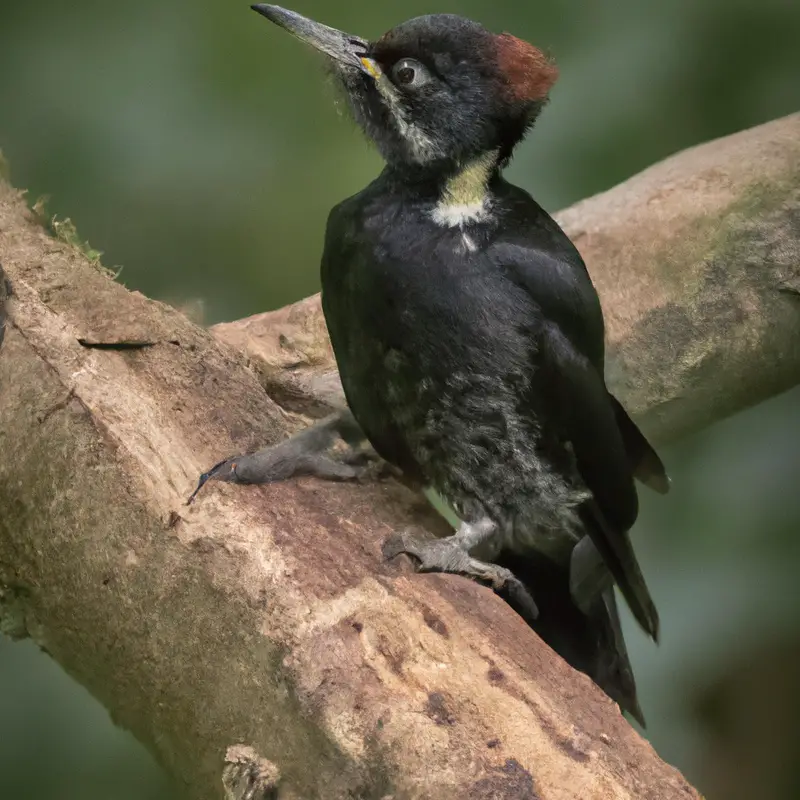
251, 6, 558, 173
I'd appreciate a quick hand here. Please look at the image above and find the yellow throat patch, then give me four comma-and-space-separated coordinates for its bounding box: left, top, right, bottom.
433, 151, 497, 227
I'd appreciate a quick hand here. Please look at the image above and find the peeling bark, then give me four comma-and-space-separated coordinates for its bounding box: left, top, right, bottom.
2, 113, 798, 799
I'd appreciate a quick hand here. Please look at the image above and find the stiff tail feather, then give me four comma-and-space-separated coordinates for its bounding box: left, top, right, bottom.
497, 549, 646, 725
577, 501, 660, 643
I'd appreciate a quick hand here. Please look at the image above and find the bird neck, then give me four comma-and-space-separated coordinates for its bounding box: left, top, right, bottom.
384, 150, 501, 228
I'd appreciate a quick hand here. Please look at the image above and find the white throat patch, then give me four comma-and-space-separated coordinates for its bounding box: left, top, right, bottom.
431, 151, 498, 228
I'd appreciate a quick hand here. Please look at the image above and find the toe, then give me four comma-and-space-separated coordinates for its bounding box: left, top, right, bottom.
503, 578, 540, 622
186, 457, 239, 504
382, 531, 416, 561
382, 530, 436, 563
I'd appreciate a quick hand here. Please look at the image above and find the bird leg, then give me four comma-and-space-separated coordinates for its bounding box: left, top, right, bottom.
188, 409, 380, 503
383, 519, 539, 623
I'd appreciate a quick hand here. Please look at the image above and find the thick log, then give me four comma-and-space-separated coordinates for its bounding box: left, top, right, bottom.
2, 113, 798, 799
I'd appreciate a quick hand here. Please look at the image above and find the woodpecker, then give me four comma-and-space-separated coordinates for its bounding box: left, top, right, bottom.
192, 6, 670, 723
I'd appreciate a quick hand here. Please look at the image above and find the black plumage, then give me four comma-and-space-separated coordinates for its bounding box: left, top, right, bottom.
195, 6, 671, 724
320, 149, 661, 638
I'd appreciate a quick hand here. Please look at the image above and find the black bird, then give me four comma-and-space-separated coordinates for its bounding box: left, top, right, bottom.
193, 6, 670, 723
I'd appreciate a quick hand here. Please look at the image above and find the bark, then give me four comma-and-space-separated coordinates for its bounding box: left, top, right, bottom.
1, 113, 798, 799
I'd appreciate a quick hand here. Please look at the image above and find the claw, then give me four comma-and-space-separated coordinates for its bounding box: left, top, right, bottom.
382, 529, 539, 623
500, 576, 540, 623
187, 410, 374, 505
186, 458, 237, 505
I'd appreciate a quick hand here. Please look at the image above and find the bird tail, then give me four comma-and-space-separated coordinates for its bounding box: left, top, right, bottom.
574, 504, 660, 643
497, 549, 646, 726
592, 587, 646, 727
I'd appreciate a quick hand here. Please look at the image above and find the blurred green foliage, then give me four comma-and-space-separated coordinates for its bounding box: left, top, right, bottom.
0, 1, 798, 798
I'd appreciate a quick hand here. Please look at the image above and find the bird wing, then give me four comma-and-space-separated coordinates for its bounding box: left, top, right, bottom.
609, 395, 670, 494
320, 195, 426, 482
496, 242, 659, 639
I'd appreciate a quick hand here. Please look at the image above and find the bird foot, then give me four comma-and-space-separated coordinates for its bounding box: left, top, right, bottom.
383, 530, 539, 623
187, 410, 388, 503
187, 444, 378, 504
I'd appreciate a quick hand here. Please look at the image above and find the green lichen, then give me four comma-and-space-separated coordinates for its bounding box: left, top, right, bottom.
710, 171, 800, 264
724, 161, 800, 219
618, 157, 800, 441
31, 195, 115, 277
654, 158, 800, 300
51, 216, 105, 264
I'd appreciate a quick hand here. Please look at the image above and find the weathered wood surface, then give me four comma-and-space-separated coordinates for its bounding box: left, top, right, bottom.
2, 113, 798, 798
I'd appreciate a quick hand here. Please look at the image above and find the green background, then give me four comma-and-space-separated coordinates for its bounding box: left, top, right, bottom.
1, 1, 799, 798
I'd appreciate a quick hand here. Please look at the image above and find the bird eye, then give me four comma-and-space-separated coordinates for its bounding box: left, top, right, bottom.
390, 58, 432, 89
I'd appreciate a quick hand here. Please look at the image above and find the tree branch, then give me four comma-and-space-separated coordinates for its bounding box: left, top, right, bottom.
1, 113, 797, 799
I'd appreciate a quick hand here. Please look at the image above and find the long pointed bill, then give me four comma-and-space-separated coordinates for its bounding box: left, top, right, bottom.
251, 4, 374, 74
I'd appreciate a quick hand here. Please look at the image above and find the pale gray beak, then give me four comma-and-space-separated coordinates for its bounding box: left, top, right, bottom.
251, 5, 371, 71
